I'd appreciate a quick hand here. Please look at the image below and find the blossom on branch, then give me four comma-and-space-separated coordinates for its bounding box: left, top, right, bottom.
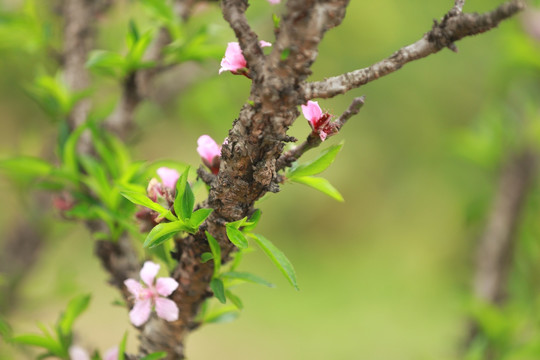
69, 345, 118, 360
124, 261, 179, 327
157, 167, 180, 190
197, 135, 221, 174
219, 41, 272, 75
301, 101, 336, 141
267, 0, 280, 4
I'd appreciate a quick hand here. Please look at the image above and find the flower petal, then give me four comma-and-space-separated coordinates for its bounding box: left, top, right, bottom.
155, 297, 179, 322
155, 277, 179, 297
103, 346, 119, 360
157, 167, 180, 190
301, 101, 322, 125
69, 345, 90, 360
267, 0, 281, 4
140, 261, 160, 287
219, 42, 246, 74
259, 40, 272, 48
124, 278, 143, 297
129, 298, 152, 327
197, 135, 221, 164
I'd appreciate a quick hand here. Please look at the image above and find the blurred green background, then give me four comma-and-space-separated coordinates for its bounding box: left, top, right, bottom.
1, 0, 539, 359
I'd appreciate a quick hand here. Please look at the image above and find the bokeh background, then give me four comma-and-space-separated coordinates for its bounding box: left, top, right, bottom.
1, 0, 540, 359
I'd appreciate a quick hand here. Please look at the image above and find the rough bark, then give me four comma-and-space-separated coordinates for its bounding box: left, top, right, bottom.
27, 0, 528, 359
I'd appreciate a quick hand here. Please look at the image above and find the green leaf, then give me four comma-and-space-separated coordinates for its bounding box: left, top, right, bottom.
140, 352, 168, 360
0, 314, 12, 340
189, 208, 213, 230
11, 334, 62, 354
225, 290, 243, 310
139, 0, 175, 24
205, 231, 221, 277
62, 122, 88, 175
210, 278, 226, 304
288, 142, 343, 178
144, 221, 188, 248
0, 156, 52, 179
242, 209, 261, 232
174, 167, 194, 221
85, 50, 126, 77
58, 294, 91, 336
200, 252, 213, 263
272, 13, 281, 29
202, 307, 239, 324
225, 225, 248, 249
226, 217, 248, 230
118, 331, 128, 360
120, 189, 176, 221
289, 176, 344, 202
221, 271, 274, 288
249, 234, 298, 290
127, 19, 140, 46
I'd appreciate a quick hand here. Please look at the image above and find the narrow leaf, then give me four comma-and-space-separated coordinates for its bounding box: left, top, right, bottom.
225, 225, 248, 249
288, 142, 343, 178
210, 278, 226, 304
11, 334, 62, 354
250, 234, 298, 290
118, 332, 128, 360
205, 231, 221, 277
225, 290, 243, 310
120, 190, 176, 221
143, 221, 188, 248
200, 252, 213, 263
174, 167, 194, 220
0, 156, 52, 179
203, 307, 239, 324
140, 352, 168, 360
242, 209, 261, 232
221, 271, 274, 288
289, 176, 344, 202
189, 208, 213, 230
226, 217, 247, 230
58, 294, 91, 336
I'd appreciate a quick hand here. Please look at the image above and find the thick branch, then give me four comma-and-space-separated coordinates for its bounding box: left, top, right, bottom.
303, 0, 525, 99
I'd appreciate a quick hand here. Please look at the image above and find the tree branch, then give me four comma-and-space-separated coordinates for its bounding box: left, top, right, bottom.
303, 0, 526, 100
221, 0, 265, 76
277, 96, 365, 170
465, 150, 537, 351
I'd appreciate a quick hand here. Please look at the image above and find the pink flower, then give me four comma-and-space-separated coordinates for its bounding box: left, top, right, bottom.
103, 346, 118, 360
69, 346, 90, 360
157, 167, 180, 190
69, 345, 118, 360
219, 41, 272, 75
301, 101, 336, 141
197, 135, 221, 175
124, 261, 179, 327
267, 0, 281, 4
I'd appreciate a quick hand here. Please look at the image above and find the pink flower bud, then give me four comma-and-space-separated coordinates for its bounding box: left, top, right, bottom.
197, 135, 221, 174
301, 101, 336, 141
219, 41, 272, 75
157, 167, 180, 190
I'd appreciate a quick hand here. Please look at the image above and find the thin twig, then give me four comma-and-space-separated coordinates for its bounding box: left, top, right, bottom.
303, 0, 525, 100
277, 96, 365, 170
